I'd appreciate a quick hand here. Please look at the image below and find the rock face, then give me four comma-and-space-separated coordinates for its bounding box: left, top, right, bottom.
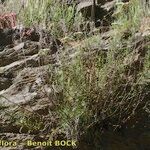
66, 0, 131, 25
0, 28, 15, 47
0, 5, 150, 150
67, 0, 115, 26
0, 27, 62, 101
0, 27, 63, 149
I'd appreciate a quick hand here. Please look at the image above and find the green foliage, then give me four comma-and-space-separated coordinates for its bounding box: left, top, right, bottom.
50, 0, 150, 139
111, 0, 143, 48
19, 0, 52, 28
18, 0, 84, 37
15, 112, 44, 132
1, 0, 149, 143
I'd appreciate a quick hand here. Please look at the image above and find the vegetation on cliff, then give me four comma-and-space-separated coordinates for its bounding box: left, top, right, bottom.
0, 0, 150, 149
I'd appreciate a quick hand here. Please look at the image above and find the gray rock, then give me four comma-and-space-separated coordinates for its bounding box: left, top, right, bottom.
0, 29, 14, 47
75, 0, 115, 27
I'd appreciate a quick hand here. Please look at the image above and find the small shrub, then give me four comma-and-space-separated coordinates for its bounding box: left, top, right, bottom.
51, 0, 150, 140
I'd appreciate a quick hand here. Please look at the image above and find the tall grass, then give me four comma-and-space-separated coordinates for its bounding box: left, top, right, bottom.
1, 0, 88, 37
19, 0, 52, 28
50, 0, 150, 140
1, 0, 149, 143
18, 0, 84, 37
111, 0, 143, 49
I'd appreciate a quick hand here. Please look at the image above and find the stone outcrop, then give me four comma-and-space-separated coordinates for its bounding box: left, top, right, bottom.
0, 27, 62, 100
0, 27, 63, 149
67, 0, 115, 26
0, 3, 149, 149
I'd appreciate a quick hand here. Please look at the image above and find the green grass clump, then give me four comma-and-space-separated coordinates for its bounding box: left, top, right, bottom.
50, 0, 150, 140
0, 0, 149, 146
111, 0, 143, 49
19, 0, 84, 37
